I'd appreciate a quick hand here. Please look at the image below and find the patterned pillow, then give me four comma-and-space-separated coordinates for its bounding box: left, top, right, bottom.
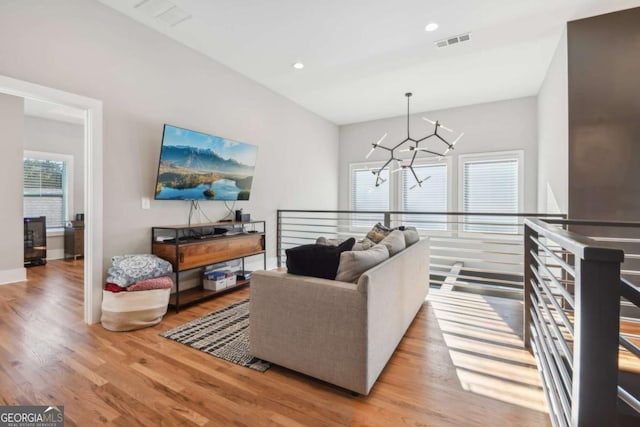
107, 254, 173, 287
365, 222, 392, 244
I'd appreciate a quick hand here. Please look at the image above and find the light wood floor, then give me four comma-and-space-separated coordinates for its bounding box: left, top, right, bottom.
0, 260, 550, 426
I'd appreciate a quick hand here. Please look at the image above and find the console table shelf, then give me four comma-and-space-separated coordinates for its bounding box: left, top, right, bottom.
151, 220, 265, 311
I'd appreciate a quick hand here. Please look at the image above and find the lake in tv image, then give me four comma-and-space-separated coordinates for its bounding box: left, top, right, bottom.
155, 125, 258, 201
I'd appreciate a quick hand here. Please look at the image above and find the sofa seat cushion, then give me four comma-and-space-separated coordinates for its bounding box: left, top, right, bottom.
379, 230, 406, 256
286, 238, 355, 280
335, 244, 390, 283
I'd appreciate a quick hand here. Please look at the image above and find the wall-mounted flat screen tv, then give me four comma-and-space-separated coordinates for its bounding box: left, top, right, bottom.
154, 124, 258, 201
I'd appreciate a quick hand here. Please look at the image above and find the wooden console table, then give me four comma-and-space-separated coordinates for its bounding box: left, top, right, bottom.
151, 220, 266, 311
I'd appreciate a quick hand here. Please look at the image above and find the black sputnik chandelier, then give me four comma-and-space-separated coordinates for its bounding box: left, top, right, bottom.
365, 92, 464, 189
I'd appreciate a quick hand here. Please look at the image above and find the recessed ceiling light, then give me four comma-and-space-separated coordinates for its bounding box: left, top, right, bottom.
292, 62, 305, 70
425, 22, 439, 32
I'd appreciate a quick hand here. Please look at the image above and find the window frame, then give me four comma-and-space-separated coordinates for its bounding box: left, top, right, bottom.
396, 156, 453, 233
457, 150, 524, 236
23, 150, 74, 232
349, 160, 393, 232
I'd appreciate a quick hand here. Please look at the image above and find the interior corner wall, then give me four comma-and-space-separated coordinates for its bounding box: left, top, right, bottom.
568, 7, 640, 221
0, 93, 26, 283
537, 30, 568, 214
338, 97, 538, 212
0, 0, 339, 272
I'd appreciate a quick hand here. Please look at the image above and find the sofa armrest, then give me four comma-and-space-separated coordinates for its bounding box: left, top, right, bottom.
249, 270, 368, 393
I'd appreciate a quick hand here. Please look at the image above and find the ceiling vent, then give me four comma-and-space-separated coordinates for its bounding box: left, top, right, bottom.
435, 32, 472, 48
134, 0, 191, 27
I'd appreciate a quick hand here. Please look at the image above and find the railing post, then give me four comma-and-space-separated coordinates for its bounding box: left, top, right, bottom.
384, 212, 391, 228
523, 222, 538, 350
276, 210, 282, 268
572, 255, 622, 426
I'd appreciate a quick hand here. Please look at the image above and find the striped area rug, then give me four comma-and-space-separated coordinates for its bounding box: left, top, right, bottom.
160, 299, 270, 372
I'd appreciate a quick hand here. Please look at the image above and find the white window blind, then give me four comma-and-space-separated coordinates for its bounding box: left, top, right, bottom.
23, 158, 66, 229
463, 158, 519, 233
351, 167, 389, 227
402, 164, 448, 230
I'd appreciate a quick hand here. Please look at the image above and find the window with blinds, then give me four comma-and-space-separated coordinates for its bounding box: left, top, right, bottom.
23, 157, 66, 229
351, 166, 389, 227
402, 164, 448, 230
462, 158, 519, 233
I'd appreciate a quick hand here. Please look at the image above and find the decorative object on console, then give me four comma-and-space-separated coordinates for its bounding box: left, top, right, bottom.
285, 238, 355, 280
235, 209, 251, 222
364, 92, 464, 188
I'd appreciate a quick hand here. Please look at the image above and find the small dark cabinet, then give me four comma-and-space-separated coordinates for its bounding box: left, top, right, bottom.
65, 222, 84, 260
24, 216, 47, 266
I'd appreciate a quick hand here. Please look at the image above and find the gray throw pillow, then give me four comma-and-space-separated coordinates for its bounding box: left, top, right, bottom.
379, 230, 406, 256
335, 244, 389, 283
316, 237, 344, 246
317, 236, 375, 251
402, 227, 420, 247
352, 239, 376, 251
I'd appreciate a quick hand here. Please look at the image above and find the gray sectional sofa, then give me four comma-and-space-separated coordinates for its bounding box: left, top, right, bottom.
249, 237, 430, 395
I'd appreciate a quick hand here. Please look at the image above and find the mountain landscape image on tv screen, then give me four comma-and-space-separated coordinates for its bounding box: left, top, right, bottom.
155, 125, 258, 201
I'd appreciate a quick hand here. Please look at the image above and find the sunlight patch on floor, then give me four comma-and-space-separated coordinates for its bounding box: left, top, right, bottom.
428, 289, 548, 413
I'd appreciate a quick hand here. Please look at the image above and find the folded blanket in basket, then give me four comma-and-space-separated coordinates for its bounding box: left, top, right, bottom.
127, 276, 173, 292
105, 283, 127, 293
106, 254, 173, 287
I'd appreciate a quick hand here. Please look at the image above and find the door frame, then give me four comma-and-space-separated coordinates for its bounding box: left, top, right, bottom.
0, 74, 103, 324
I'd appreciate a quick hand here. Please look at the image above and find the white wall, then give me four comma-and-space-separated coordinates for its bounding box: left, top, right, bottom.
0, 0, 338, 273
537, 30, 568, 214
339, 97, 539, 212
0, 93, 26, 284
23, 116, 85, 260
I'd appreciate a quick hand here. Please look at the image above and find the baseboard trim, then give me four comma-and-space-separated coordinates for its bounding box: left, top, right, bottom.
47, 249, 65, 260
0, 267, 27, 285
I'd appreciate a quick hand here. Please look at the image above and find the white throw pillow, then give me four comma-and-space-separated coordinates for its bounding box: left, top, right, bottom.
379, 230, 406, 256
335, 244, 389, 283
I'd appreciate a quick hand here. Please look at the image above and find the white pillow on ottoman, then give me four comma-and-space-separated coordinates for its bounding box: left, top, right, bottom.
335, 244, 390, 283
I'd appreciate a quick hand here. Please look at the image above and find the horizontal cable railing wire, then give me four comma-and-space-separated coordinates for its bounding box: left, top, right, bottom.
524, 218, 640, 425
277, 210, 565, 298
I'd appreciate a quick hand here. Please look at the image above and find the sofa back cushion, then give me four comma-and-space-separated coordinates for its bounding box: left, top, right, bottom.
286, 238, 355, 280
379, 230, 406, 256
335, 244, 390, 283
400, 227, 420, 247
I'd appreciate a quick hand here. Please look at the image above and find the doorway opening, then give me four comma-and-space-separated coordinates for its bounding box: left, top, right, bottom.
0, 74, 103, 324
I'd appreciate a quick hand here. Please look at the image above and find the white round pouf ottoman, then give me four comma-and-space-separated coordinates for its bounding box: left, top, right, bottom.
100, 288, 171, 332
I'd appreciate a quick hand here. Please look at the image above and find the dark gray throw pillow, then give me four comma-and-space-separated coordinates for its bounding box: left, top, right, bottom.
286, 238, 355, 280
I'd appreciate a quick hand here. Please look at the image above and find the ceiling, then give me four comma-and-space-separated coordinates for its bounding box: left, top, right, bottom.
98, 0, 640, 125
